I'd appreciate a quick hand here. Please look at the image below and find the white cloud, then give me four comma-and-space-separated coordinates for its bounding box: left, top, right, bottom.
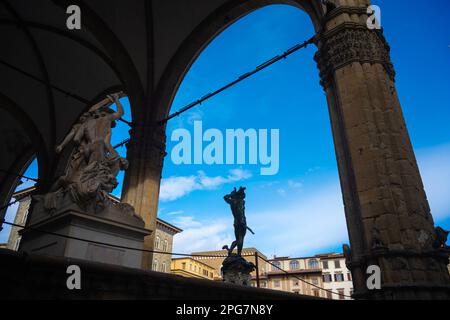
247, 181, 347, 257
159, 175, 199, 201
159, 168, 252, 201
228, 168, 252, 181
288, 180, 303, 189
172, 216, 234, 254
172, 215, 203, 228
167, 210, 184, 216
168, 143, 450, 258
173, 109, 204, 129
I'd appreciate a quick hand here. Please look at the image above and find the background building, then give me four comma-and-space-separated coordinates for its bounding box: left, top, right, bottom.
5, 187, 31, 251
317, 253, 353, 300
264, 256, 325, 297
171, 257, 216, 280
191, 248, 268, 281
6, 187, 182, 274
176, 248, 354, 299
263, 254, 353, 299
151, 219, 182, 273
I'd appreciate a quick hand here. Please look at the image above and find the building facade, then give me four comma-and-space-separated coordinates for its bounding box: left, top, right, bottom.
175, 248, 354, 299
151, 219, 182, 273
171, 257, 216, 280
5, 188, 31, 251
318, 253, 353, 300
263, 256, 325, 298
260, 254, 353, 299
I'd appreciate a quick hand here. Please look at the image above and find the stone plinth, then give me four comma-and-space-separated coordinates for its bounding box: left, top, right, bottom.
221, 254, 255, 286
19, 194, 151, 269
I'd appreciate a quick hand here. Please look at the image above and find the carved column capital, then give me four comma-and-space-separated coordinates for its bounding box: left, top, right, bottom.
127, 123, 167, 170
314, 23, 395, 88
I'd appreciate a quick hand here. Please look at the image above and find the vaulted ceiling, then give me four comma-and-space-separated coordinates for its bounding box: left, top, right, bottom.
0, 0, 325, 213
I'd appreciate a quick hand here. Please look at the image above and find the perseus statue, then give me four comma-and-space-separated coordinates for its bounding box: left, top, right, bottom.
222, 187, 254, 256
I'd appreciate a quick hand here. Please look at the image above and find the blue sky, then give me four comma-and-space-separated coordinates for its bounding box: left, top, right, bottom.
2, 1, 449, 259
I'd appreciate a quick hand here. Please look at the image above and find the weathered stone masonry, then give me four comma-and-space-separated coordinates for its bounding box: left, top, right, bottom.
314, 4, 450, 299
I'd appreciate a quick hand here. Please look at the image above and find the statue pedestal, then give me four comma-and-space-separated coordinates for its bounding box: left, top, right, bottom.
19, 194, 151, 269
221, 254, 255, 286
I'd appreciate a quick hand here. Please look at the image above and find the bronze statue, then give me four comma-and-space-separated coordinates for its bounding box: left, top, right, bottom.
222, 186, 254, 256
221, 186, 255, 285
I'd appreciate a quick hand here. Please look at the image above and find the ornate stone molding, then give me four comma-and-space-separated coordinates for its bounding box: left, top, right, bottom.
322, 5, 368, 24
127, 123, 167, 170
314, 23, 395, 88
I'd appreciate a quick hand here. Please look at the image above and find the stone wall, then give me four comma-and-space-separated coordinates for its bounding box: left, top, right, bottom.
0, 249, 316, 300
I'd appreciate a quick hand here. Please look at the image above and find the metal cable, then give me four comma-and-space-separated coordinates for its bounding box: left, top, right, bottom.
159, 35, 316, 124
113, 34, 316, 149
0, 169, 39, 183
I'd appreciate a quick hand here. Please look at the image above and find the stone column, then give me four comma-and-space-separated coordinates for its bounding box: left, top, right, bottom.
315, 2, 450, 299
121, 123, 166, 269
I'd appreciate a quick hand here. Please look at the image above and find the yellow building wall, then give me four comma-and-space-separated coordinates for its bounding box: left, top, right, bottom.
171, 258, 215, 280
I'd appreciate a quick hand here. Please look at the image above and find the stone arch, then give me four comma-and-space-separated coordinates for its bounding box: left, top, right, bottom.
52, 0, 146, 123
152, 0, 325, 122
121, 0, 450, 299
0, 93, 49, 226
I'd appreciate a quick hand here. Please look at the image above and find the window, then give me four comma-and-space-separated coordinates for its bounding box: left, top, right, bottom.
210, 272, 213, 278
312, 289, 320, 297
289, 260, 299, 270
261, 282, 267, 288
273, 280, 281, 288
347, 273, 352, 281
338, 289, 345, 300
311, 278, 319, 285
326, 291, 333, 299
182, 262, 186, 270
334, 260, 341, 268
322, 261, 329, 269
308, 259, 319, 269
152, 260, 158, 271
155, 236, 160, 249
335, 273, 344, 282
161, 262, 166, 272
162, 239, 168, 252
272, 261, 281, 271
323, 274, 332, 283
